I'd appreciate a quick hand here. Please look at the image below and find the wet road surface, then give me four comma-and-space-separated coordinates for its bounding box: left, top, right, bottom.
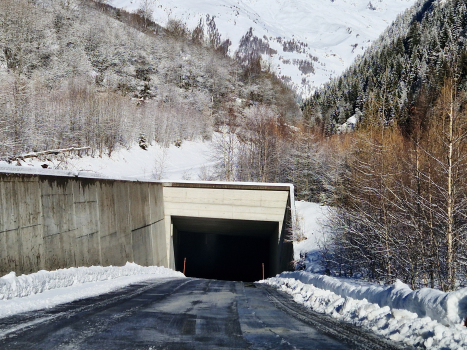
0, 278, 410, 349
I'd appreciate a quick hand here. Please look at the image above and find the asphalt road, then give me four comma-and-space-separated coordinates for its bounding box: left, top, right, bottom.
0, 278, 411, 350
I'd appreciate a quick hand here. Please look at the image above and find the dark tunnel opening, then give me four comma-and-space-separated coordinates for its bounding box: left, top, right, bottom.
172, 216, 278, 282
175, 231, 270, 282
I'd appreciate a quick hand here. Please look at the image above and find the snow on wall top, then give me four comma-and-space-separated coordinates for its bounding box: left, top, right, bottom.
112, 0, 417, 96
0, 165, 294, 192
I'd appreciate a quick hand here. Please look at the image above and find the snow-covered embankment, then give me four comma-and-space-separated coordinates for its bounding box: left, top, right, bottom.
268, 201, 467, 349
274, 271, 467, 326
262, 275, 467, 349
0, 263, 184, 318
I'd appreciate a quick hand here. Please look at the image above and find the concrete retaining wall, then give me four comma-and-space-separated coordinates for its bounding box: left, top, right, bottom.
0, 173, 167, 276
0, 172, 293, 277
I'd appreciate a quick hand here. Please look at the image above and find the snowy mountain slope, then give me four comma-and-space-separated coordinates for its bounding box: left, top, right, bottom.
0, 139, 216, 181
112, 0, 417, 96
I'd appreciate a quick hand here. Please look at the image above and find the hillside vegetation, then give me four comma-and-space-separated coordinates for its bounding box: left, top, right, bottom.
2, 0, 340, 204
308, 0, 467, 292
303, 0, 467, 135
0, 0, 300, 158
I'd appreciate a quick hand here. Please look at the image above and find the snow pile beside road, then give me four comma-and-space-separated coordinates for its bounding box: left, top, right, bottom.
262, 277, 467, 349
0, 262, 184, 301
288, 201, 467, 347
276, 271, 467, 326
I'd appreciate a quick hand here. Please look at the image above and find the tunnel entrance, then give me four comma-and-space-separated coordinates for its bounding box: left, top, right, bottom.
172, 216, 278, 282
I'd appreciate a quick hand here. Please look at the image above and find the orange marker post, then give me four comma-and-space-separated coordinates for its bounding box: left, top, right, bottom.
183, 258, 186, 275
262, 263, 265, 280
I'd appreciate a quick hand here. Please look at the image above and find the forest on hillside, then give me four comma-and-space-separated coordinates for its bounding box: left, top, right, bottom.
306, 0, 467, 292
303, 0, 467, 134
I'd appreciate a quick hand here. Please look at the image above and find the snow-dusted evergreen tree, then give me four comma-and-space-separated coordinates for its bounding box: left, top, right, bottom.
304, 0, 467, 136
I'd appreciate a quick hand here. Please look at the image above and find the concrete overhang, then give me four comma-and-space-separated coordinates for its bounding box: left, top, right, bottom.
162, 181, 294, 278
161, 181, 293, 224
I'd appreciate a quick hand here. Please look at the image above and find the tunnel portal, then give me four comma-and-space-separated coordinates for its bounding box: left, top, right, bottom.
0, 170, 294, 277
172, 216, 279, 282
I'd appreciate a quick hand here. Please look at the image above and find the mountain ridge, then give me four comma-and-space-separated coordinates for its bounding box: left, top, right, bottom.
113, 0, 417, 97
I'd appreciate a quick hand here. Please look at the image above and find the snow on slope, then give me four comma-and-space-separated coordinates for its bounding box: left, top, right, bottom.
293, 201, 330, 272
112, 0, 417, 96
0, 139, 216, 181
286, 201, 467, 348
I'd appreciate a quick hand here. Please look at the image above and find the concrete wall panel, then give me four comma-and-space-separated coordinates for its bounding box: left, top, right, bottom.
73, 181, 99, 267
98, 182, 117, 266
40, 178, 76, 269
131, 226, 152, 266
129, 183, 152, 266
113, 181, 133, 263
153, 220, 168, 267
18, 179, 43, 274
149, 185, 166, 267
0, 180, 6, 273
0, 174, 168, 276
1, 177, 20, 274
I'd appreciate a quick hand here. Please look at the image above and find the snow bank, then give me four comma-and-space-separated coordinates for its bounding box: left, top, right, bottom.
262, 277, 467, 350
0, 262, 184, 301
272, 201, 467, 347
276, 271, 467, 326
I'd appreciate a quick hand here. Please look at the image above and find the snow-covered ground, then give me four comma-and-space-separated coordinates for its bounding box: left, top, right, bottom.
0, 263, 184, 320
112, 0, 417, 96
293, 201, 330, 272
0, 139, 216, 181
262, 277, 467, 349
268, 201, 467, 350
